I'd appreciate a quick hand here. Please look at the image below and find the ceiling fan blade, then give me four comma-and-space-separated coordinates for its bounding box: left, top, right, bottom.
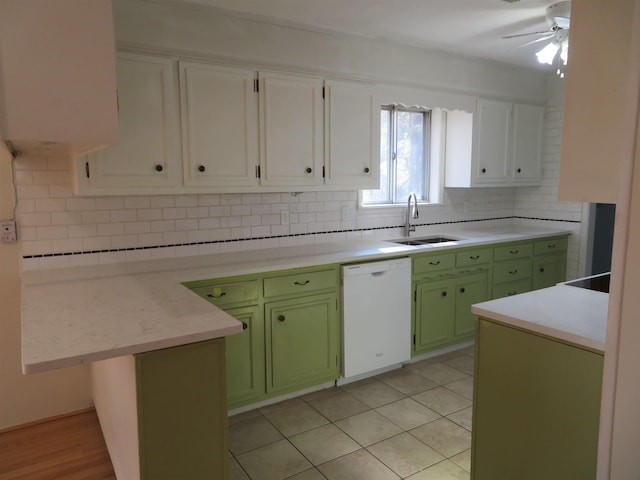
516, 34, 556, 48
502, 31, 551, 39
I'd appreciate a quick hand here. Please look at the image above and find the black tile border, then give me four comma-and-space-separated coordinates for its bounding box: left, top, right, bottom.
22, 216, 580, 259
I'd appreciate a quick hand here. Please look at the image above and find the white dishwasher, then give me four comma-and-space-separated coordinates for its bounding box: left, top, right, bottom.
341, 257, 412, 381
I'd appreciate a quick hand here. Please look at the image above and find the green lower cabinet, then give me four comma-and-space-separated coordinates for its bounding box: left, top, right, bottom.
532, 252, 567, 290
224, 306, 265, 409
266, 293, 340, 395
136, 339, 229, 480
472, 319, 603, 480
454, 272, 488, 337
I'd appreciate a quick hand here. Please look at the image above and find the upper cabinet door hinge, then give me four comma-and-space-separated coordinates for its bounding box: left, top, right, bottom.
322, 166, 326, 178
322, 86, 325, 99
256, 165, 261, 178
254, 78, 259, 93
85, 162, 90, 179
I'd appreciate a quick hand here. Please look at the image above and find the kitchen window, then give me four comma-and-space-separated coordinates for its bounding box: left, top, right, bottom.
362, 106, 431, 206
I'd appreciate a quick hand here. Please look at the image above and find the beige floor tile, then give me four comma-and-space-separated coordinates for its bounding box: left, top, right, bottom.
228, 408, 261, 425
307, 390, 370, 422
228, 415, 284, 455
406, 459, 470, 479
412, 363, 470, 385
444, 377, 474, 400
367, 432, 444, 478
229, 457, 250, 480
290, 424, 360, 465
375, 398, 441, 430
236, 439, 312, 480
335, 410, 403, 446
318, 449, 400, 480
412, 387, 472, 416
346, 381, 406, 408
443, 355, 475, 375
450, 449, 472, 473
409, 418, 471, 457
259, 398, 329, 437
446, 406, 473, 431
300, 385, 345, 402
287, 468, 328, 480
379, 370, 439, 395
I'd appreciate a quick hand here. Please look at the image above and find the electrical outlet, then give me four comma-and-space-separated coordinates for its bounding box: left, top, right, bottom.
1, 219, 17, 243
280, 210, 290, 225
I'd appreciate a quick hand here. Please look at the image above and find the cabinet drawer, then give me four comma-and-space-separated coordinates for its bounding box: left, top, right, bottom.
413, 252, 456, 275
534, 237, 568, 255
492, 278, 532, 299
264, 269, 337, 298
456, 248, 493, 268
493, 242, 533, 262
493, 258, 532, 284
190, 280, 259, 307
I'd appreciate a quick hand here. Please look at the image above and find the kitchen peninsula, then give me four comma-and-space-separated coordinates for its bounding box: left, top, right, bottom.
21, 224, 572, 480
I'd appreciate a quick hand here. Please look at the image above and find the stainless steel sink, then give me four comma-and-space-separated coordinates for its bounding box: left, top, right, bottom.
389, 236, 460, 246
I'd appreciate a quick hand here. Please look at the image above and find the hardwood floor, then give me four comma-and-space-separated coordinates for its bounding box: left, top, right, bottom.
0, 409, 116, 480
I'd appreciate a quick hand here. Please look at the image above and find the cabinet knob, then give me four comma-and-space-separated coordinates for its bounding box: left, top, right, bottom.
364, 167, 370, 173
469, 255, 480, 260
460, 287, 466, 294
539, 267, 545, 273
277, 314, 286, 322
198, 164, 206, 173
509, 250, 519, 255
481, 168, 487, 174
155, 164, 164, 172
429, 261, 441, 266
516, 168, 522, 173
509, 269, 518, 275
547, 244, 556, 249
306, 167, 313, 174
242, 322, 248, 330
294, 280, 310, 286
441, 291, 447, 297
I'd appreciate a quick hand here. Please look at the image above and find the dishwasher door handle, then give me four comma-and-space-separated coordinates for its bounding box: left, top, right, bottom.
371, 270, 387, 277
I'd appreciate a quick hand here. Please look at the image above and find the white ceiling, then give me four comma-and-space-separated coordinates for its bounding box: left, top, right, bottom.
154, 0, 562, 70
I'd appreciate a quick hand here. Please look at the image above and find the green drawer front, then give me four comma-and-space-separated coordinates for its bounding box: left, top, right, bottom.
492, 278, 532, 299
493, 242, 533, 262
413, 252, 456, 275
533, 236, 568, 255
493, 258, 532, 284
264, 269, 336, 298
190, 280, 259, 307
456, 247, 493, 268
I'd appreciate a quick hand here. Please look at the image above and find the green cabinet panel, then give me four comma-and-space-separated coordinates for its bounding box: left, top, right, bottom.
532, 252, 567, 290
491, 278, 532, 299
414, 279, 456, 353
454, 272, 488, 337
472, 319, 602, 480
224, 306, 265, 409
492, 258, 532, 284
533, 236, 569, 256
263, 268, 337, 298
455, 247, 493, 268
266, 293, 340, 395
493, 241, 533, 261
136, 339, 228, 480
189, 280, 258, 308
413, 252, 456, 275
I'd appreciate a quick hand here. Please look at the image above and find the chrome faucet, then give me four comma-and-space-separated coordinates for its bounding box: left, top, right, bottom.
404, 193, 419, 237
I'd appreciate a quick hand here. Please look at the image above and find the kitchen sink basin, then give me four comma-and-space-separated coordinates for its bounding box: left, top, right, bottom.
389, 236, 460, 246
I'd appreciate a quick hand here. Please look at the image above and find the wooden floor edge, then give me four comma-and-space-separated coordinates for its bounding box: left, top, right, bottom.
0, 407, 96, 435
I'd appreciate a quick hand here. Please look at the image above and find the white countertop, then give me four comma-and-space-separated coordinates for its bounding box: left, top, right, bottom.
472, 284, 608, 353
21, 224, 572, 374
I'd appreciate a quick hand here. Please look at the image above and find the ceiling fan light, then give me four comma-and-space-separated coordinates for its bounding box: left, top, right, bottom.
536, 42, 560, 65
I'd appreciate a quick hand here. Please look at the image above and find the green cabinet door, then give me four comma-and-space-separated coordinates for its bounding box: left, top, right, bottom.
454, 272, 488, 338
136, 339, 228, 480
265, 293, 339, 395
472, 319, 603, 480
532, 253, 567, 290
224, 306, 265, 409
414, 279, 455, 354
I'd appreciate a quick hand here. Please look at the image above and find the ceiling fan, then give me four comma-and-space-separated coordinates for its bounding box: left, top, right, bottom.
503, 1, 571, 72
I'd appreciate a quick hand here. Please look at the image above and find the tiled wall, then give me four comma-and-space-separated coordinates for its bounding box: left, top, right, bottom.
13, 104, 584, 274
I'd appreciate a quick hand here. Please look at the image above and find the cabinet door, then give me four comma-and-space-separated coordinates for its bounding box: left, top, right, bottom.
414, 279, 455, 354
324, 79, 379, 188
180, 62, 259, 189
78, 53, 181, 193
532, 253, 567, 290
454, 271, 488, 338
224, 306, 265, 409
136, 339, 228, 480
265, 293, 339, 395
473, 99, 511, 185
512, 104, 543, 185
259, 72, 323, 187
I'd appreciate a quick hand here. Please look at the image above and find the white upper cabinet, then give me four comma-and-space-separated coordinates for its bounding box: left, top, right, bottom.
258, 71, 324, 187
445, 99, 543, 188
324, 80, 379, 189
180, 62, 260, 190
75, 53, 181, 195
